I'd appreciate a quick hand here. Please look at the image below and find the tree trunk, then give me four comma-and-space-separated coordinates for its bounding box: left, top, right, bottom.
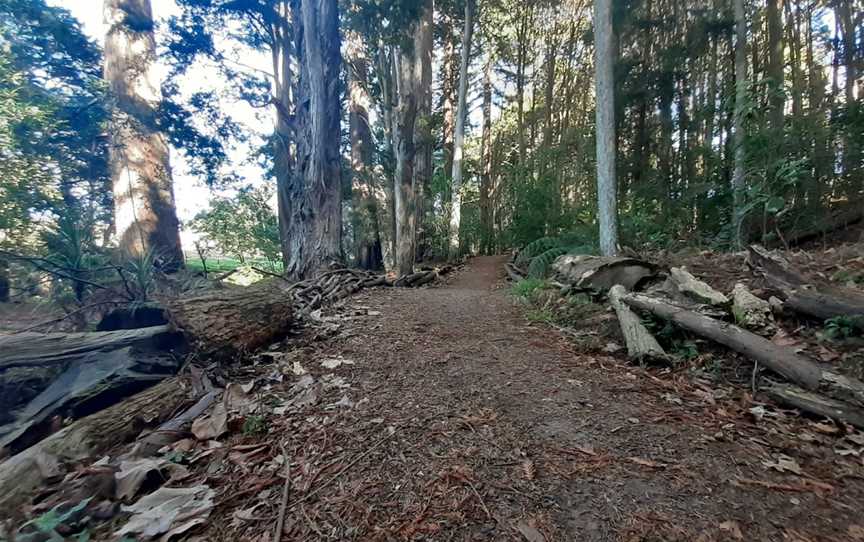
281, 0, 343, 280
747, 245, 864, 324
593, 0, 619, 256
609, 285, 668, 363
103, 0, 183, 271
732, 0, 748, 248
166, 280, 296, 357
346, 31, 381, 270
479, 53, 493, 255
448, 0, 475, 260
414, 0, 434, 263
766, 0, 784, 133
393, 26, 422, 276
622, 292, 864, 406
0, 326, 183, 454
441, 19, 457, 182
0, 377, 191, 509
375, 45, 397, 273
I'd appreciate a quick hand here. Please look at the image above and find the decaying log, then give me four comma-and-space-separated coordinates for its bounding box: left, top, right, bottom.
128, 389, 219, 458
748, 245, 864, 325
552, 255, 657, 292
394, 270, 437, 287
766, 384, 864, 430
783, 203, 864, 247
731, 283, 775, 335
0, 326, 184, 454
167, 279, 295, 357
0, 377, 192, 510
609, 285, 668, 363
505, 262, 526, 282
668, 267, 729, 306
621, 292, 864, 407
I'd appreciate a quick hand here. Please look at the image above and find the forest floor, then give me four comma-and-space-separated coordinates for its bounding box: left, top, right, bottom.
200, 255, 864, 542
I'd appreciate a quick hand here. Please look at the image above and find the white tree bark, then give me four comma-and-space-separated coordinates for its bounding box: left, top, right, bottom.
593, 0, 619, 257
104, 0, 183, 270
448, 0, 475, 260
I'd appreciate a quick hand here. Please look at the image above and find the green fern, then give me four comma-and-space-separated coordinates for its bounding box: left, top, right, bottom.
528, 247, 569, 278
515, 237, 560, 267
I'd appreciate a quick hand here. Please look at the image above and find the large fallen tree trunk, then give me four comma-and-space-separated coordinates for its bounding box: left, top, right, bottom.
782, 203, 864, 247
0, 326, 184, 454
747, 245, 864, 324
621, 292, 864, 407
166, 279, 296, 357
553, 255, 657, 292
609, 285, 668, 363
0, 377, 193, 509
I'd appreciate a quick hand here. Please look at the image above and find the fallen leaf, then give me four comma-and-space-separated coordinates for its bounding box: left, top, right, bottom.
321, 357, 355, 369
627, 457, 666, 469
848, 525, 864, 540
290, 361, 306, 375
762, 454, 802, 475
521, 460, 536, 481
115, 485, 215, 539
718, 520, 743, 540
516, 521, 546, 542
225, 382, 259, 415
115, 458, 189, 502
192, 403, 228, 440
810, 422, 840, 435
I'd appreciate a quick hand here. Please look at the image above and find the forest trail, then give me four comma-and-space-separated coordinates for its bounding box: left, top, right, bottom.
225, 256, 863, 541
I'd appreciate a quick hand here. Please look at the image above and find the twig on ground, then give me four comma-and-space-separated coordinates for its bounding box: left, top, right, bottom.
466, 479, 493, 520
288, 427, 396, 510
274, 439, 292, 542
253, 266, 288, 281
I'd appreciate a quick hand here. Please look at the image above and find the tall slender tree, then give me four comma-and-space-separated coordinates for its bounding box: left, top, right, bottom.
104, 0, 183, 270
732, 0, 748, 247
593, 0, 618, 256
448, 0, 475, 260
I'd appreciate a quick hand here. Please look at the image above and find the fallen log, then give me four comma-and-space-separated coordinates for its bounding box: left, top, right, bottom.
783, 203, 864, 247
668, 267, 729, 306
731, 283, 775, 335
166, 279, 296, 357
0, 326, 184, 454
0, 377, 192, 510
609, 285, 668, 363
394, 270, 437, 287
748, 245, 864, 325
621, 292, 864, 407
552, 255, 657, 292
766, 384, 864, 430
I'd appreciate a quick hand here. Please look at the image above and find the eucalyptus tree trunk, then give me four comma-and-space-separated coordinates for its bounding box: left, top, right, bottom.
346, 31, 381, 270
441, 29, 457, 183
448, 0, 475, 260
103, 0, 183, 271
393, 4, 432, 277
593, 0, 618, 257
732, 0, 748, 248
282, 0, 342, 280
414, 0, 434, 263
479, 53, 493, 255
375, 46, 397, 273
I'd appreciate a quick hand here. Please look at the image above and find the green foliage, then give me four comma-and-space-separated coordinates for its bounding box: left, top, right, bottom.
527, 247, 569, 278
39, 214, 109, 303
242, 415, 269, 436
15, 497, 91, 541
824, 316, 864, 340
515, 237, 560, 267
191, 185, 281, 266
511, 277, 547, 299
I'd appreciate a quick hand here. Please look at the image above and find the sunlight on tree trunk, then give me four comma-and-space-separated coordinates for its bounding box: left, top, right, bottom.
448, 0, 475, 261
281, 0, 343, 280
104, 0, 183, 270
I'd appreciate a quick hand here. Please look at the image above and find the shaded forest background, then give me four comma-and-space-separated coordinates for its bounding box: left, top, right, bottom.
0, 0, 861, 306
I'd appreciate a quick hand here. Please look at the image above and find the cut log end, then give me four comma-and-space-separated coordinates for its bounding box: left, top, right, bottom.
609, 285, 669, 364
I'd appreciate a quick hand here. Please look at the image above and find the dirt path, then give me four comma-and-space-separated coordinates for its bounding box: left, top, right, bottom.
223, 256, 864, 541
